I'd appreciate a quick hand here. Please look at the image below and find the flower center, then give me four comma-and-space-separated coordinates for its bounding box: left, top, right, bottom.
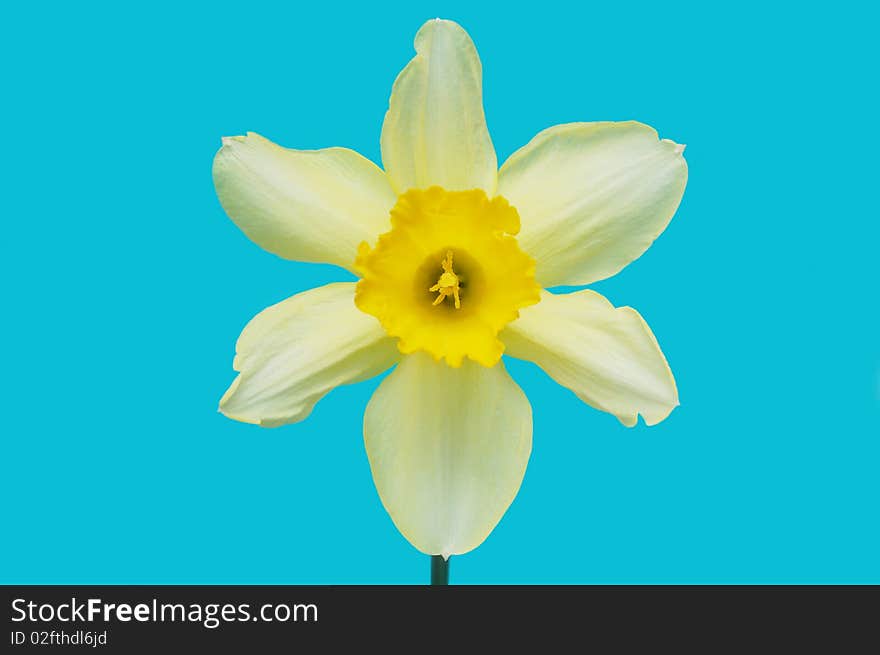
429, 251, 462, 309
354, 187, 541, 368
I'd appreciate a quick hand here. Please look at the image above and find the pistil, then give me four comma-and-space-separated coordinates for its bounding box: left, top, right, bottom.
429, 250, 462, 309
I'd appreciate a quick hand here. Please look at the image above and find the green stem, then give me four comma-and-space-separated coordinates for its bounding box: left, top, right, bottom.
431, 555, 449, 585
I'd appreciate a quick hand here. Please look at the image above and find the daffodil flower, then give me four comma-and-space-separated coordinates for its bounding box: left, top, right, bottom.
213, 18, 687, 560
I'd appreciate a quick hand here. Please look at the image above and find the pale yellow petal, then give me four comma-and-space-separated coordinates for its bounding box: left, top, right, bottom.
502, 289, 678, 426
220, 283, 399, 427
213, 133, 396, 271
364, 353, 532, 557
381, 19, 497, 194
498, 122, 687, 287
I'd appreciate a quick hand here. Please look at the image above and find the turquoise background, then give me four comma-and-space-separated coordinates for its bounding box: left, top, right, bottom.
2, 1, 877, 584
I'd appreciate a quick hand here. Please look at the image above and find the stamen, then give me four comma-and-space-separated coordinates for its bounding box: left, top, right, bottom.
428, 250, 462, 309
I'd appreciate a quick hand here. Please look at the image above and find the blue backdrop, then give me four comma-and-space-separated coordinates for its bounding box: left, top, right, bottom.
2, 1, 877, 583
